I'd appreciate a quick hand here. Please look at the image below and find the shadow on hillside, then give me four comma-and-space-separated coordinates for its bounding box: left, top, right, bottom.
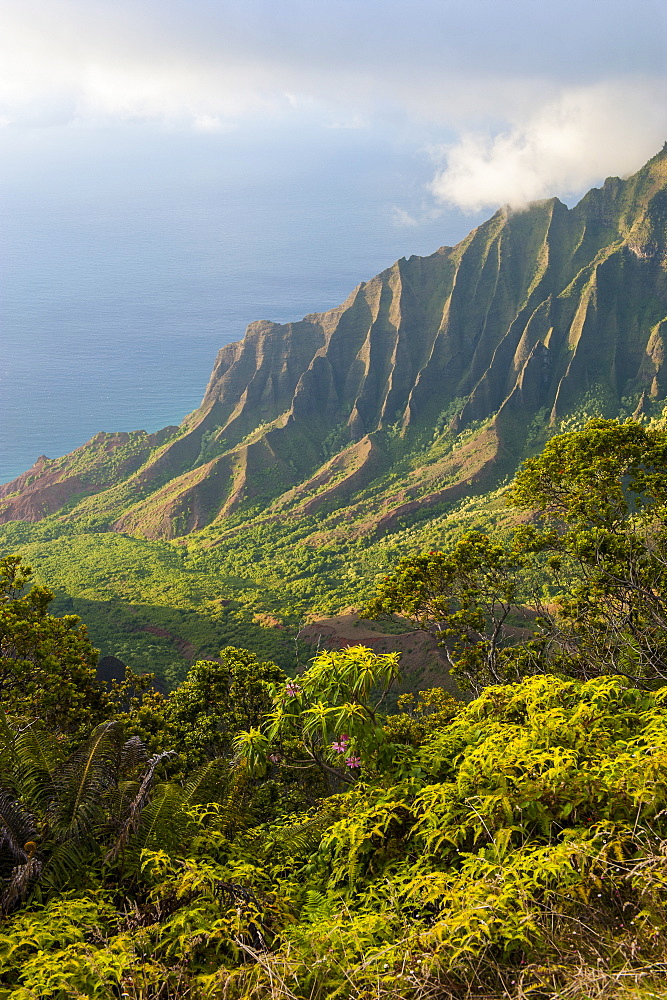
49, 592, 303, 689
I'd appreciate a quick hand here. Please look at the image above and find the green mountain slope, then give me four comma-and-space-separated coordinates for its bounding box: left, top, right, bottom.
3, 146, 667, 541
1, 147, 666, 681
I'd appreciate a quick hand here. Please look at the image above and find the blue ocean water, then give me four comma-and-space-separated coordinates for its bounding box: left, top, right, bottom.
0, 124, 485, 484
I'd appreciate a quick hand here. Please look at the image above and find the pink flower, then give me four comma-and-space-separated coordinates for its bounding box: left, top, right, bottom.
331, 734, 351, 753
285, 683, 301, 696
345, 756, 362, 769
268, 754, 281, 764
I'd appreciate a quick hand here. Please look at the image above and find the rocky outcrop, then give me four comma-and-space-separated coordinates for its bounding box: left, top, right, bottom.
0, 428, 176, 524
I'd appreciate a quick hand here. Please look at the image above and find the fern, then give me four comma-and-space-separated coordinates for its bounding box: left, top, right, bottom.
182, 757, 230, 806
37, 841, 96, 893
1, 855, 43, 915
0, 790, 38, 867
14, 727, 64, 812
117, 734, 148, 778
105, 750, 177, 864
48, 721, 124, 843
302, 889, 335, 923
132, 784, 191, 856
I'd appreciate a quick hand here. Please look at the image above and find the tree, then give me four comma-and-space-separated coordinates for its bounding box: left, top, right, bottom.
163, 647, 286, 768
511, 418, 667, 685
364, 532, 537, 693
234, 645, 401, 785
0, 555, 107, 734
366, 420, 667, 690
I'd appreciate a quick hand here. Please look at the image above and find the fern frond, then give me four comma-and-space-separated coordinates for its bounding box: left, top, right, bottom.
116, 784, 190, 877
266, 814, 335, 862
1, 855, 42, 914
38, 840, 97, 893
0, 789, 38, 869
0, 709, 19, 788
133, 784, 190, 855
118, 735, 148, 779
15, 727, 64, 811
49, 720, 124, 842
108, 779, 141, 822
183, 758, 230, 806
302, 889, 335, 923
105, 750, 176, 864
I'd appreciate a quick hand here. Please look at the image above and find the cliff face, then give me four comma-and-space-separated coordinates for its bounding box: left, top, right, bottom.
3, 147, 667, 539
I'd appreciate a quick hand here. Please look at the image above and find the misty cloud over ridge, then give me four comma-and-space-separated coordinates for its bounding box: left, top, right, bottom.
431, 80, 667, 211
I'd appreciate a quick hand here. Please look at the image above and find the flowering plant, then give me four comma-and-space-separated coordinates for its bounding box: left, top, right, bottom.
235, 646, 400, 784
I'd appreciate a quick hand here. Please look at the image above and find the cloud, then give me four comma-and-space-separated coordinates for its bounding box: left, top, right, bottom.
0, 3, 289, 128
192, 115, 229, 133
391, 207, 420, 228
430, 80, 667, 211
0, 0, 665, 217
0, 0, 664, 132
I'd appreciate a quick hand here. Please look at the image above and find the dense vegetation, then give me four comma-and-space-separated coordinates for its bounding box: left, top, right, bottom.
1, 420, 667, 997
0, 394, 651, 688
0, 470, 505, 685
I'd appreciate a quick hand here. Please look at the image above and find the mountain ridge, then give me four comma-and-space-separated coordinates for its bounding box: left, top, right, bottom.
2, 145, 667, 540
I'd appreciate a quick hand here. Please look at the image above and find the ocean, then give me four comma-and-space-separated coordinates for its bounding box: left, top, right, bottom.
0, 122, 485, 484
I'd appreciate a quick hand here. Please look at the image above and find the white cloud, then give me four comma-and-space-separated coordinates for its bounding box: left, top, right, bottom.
192, 115, 228, 133
391, 207, 420, 228
0, 3, 289, 127
0, 1, 664, 135
430, 80, 667, 211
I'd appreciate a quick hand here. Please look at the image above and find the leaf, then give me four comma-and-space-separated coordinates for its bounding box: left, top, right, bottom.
15, 728, 64, 812
182, 758, 229, 806
48, 721, 124, 842
1, 855, 43, 914
132, 784, 190, 855
38, 840, 95, 893
118, 735, 148, 779
105, 750, 177, 864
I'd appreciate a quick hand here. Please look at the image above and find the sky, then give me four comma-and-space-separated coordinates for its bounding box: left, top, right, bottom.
0, 0, 665, 212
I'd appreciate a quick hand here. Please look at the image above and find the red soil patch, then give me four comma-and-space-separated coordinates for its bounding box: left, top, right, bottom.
298, 612, 465, 699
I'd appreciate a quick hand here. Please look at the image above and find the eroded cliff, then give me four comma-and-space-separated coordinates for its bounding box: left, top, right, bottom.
3, 146, 666, 539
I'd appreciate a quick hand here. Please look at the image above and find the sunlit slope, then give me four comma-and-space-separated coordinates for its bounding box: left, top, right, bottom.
2, 146, 666, 540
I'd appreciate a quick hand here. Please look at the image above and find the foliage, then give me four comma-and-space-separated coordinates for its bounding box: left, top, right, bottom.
365, 532, 536, 692
212, 674, 667, 998
511, 418, 667, 685
383, 687, 463, 746
1, 673, 666, 998
161, 648, 286, 769
367, 420, 667, 691
320, 421, 351, 461
235, 646, 401, 786
5, 422, 667, 995
0, 464, 516, 683
195, 426, 227, 467
0, 556, 107, 734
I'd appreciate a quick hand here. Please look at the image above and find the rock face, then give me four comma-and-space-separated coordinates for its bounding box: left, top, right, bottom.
2, 147, 667, 539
